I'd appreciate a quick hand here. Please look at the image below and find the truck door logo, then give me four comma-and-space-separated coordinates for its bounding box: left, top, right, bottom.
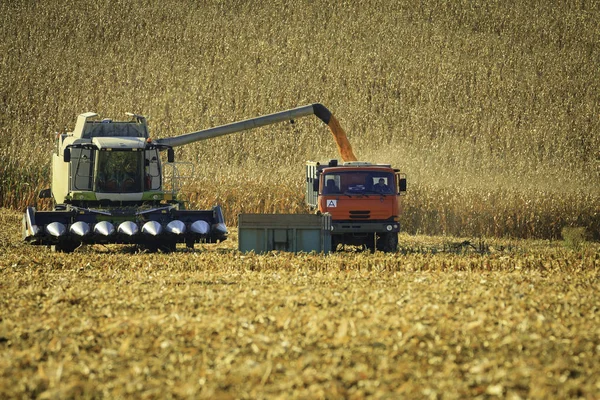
327, 199, 337, 208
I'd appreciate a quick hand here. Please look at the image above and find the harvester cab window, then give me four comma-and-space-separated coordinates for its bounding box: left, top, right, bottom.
144, 149, 161, 190
95, 151, 143, 193
83, 122, 147, 138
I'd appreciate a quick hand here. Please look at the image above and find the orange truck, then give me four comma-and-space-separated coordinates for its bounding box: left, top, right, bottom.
306, 160, 407, 252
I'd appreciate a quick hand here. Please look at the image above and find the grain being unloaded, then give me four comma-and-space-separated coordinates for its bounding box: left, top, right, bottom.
327, 115, 357, 162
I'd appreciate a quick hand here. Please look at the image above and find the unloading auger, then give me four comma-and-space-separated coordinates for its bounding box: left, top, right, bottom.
22, 104, 355, 252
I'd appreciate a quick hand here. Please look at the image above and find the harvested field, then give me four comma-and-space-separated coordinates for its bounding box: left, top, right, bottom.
2, 210, 599, 399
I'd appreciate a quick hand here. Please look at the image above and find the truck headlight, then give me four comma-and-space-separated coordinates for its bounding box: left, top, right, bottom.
386, 225, 393, 231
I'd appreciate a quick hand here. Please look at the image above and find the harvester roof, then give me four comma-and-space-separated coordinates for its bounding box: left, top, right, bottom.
72, 112, 149, 139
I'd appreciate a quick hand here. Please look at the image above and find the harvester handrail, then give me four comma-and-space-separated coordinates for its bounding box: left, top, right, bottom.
162, 161, 195, 194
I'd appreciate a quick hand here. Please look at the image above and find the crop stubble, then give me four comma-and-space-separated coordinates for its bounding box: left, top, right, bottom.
1, 210, 599, 399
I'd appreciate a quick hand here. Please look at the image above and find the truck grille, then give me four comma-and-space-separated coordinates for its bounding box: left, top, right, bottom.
349, 210, 370, 219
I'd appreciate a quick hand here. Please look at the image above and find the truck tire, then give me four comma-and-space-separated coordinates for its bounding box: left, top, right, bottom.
364, 233, 376, 253
331, 235, 342, 252
377, 232, 398, 253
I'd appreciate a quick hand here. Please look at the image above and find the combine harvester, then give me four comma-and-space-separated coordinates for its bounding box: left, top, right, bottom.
22, 104, 357, 252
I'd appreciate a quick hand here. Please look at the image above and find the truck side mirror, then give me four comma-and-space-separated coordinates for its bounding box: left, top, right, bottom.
167, 148, 175, 163
313, 179, 319, 192
399, 178, 407, 193
63, 148, 71, 163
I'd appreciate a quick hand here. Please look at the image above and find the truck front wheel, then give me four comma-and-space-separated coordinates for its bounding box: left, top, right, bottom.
377, 232, 398, 253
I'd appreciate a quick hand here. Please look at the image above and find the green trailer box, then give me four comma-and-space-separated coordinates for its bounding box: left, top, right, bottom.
238, 214, 331, 253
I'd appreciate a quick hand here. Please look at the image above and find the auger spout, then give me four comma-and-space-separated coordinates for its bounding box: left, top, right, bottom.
155, 103, 357, 162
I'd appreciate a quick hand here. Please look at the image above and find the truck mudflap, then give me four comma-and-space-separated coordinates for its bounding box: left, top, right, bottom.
22, 205, 228, 250
331, 220, 400, 234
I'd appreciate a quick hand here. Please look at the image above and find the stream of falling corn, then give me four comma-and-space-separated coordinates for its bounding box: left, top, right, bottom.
328, 115, 357, 162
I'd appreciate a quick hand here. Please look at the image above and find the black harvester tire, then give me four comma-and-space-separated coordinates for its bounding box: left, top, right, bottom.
142, 239, 177, 253
51, 242, 79, 253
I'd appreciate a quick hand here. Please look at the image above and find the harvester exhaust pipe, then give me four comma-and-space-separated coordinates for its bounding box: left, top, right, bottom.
155, 103, 357, 162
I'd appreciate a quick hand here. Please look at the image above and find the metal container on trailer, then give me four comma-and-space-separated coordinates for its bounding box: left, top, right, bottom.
238, 214, 331, 253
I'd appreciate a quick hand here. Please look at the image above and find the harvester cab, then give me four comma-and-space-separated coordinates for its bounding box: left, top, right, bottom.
55, 112, 173, 205
23, 103, 352, 252
24, 111, 225, 252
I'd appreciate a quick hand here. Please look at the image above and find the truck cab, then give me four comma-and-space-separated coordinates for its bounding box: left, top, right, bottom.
306, 160, 406, 252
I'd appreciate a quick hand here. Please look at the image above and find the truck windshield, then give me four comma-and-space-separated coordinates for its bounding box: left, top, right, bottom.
95, 151, 143, 193
322, 171, 395, 195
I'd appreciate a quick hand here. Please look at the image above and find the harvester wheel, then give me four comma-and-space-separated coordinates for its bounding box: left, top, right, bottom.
51, 242, 79, 253
143, 240, 177, 253
159, 241, 177, 253
331, 236, 341, 252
